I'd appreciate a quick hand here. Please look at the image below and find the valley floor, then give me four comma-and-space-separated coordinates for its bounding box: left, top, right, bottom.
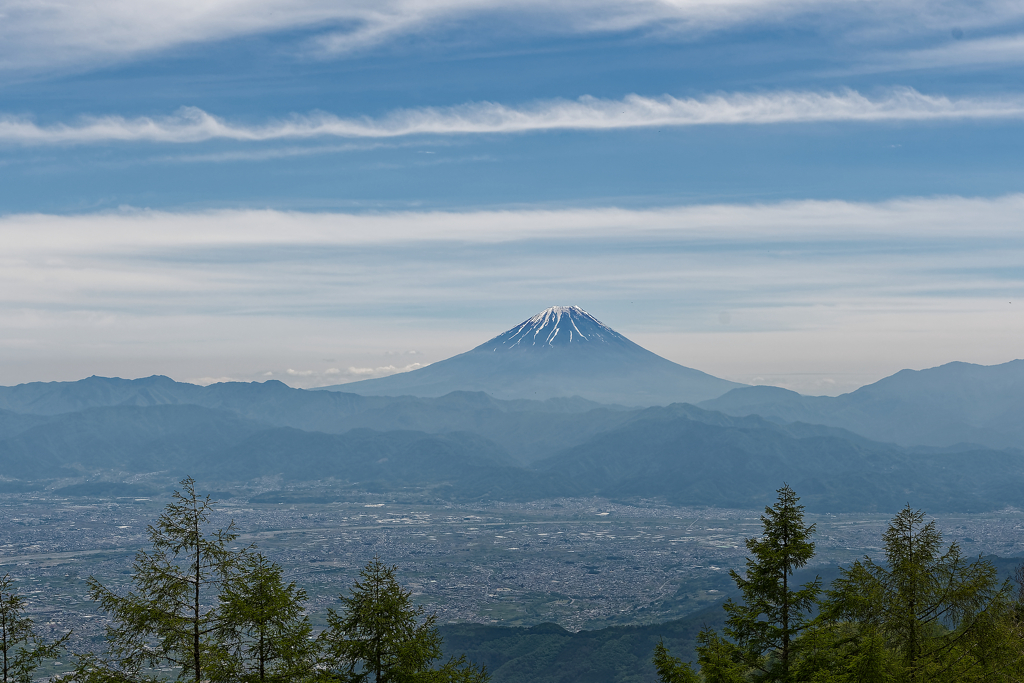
2, 492, 1023, 659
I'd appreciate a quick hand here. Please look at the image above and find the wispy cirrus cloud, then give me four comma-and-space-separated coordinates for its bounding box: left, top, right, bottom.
4, 0, 1024, 73
4, 194, 1023, 254
2, 88, 1023, 146
859, 33, 1024, 74
0, 0, 774, 71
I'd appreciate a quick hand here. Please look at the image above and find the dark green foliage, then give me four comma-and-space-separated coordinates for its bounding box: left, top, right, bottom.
653, 484, 820, 683
63, 481, 488, 683
788, 619, 891, 683
441, 604, 726, 683
692, 628, 746, 683
652, 641, 698, 683
213, 553, 316, 683
653, 492, 1024, 682
319, 557, 488, 683
0, 573, 68, 683
76, 476, 248, 683
816, 505, 1013, 682
720, 483, 820, 681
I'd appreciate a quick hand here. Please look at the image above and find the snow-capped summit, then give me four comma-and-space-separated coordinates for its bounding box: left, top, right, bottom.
484, 305, 630, 351
323, 306, 744, 406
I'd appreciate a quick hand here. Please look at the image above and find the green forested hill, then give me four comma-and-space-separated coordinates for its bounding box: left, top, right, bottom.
439, 558, 1024, 683
440, 604, 725, 683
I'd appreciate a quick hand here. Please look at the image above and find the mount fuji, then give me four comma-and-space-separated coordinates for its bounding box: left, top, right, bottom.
321, 306, 744, 405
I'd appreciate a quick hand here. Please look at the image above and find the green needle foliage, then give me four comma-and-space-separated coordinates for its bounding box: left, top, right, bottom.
652, 640, 698, 683
720, 483, 821, 681
817, 505, 1013, 683
653, 491, 1024, 682
213, 552, 316, 683
653, 484, 820, 683
319, 557, 488, 683
0, 573, 69, 683
694, 627, 748, 683
74, 476, 248, 683
652, 628, 748, 683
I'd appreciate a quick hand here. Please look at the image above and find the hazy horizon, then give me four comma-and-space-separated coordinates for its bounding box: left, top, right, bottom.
2, 1, 1022, 396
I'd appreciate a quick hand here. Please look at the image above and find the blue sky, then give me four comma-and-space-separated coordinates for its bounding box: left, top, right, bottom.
1, 0, 1023, 394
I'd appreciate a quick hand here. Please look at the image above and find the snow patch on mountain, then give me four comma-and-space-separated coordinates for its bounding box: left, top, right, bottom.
481, 305, 631, 351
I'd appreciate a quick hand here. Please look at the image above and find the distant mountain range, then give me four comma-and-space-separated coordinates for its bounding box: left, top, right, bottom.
0, 366, 1023, 511
701, 359, 1024, 451
1, 306, 1022, 512
0, 375, 629, 464
319, 306, 745, 405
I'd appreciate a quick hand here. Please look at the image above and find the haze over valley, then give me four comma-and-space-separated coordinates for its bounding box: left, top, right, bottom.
3, 0, 1024, 678
3, 307, 1024, 512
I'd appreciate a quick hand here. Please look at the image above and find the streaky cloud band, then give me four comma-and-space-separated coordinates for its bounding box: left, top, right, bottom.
4, 0, 1020, 73
4, 194, 1023, 252
3, 194, 1021, 393
3, 88, 1023, 145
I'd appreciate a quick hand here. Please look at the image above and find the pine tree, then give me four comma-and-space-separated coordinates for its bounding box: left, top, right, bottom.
0, 573, 68, 683
819, 505, 1010, 683
213, 552, 316, 683
319, 557, 488, 683
76, 477, 247, 683
654, 484, 819, 683
719, 483, 820, 681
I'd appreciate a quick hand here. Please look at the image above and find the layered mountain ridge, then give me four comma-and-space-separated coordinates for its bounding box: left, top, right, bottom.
1, 363, 1024, 511
701, 359, 1024, 450
1, 306, 1023, 512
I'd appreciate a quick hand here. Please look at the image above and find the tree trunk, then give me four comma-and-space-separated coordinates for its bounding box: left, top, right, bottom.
2, 607, 8, 683
194, 512, 202, 683
781, 561, 790, 679
259, 630, 266, 683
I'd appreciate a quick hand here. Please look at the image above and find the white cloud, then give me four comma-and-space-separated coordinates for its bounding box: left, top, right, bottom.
849, 32, 1024, 74
277, 363, 425, 387
159, 142, 400, 164
2, 195, 1023, 255
187, 376, 240, 385
338, 363, 424, 379
3, 88, 1023, 146
1, 196, 1022, 393
3, 0, 1023, 73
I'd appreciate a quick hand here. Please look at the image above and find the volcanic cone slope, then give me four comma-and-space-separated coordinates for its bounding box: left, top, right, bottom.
324, 306, 743, 406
